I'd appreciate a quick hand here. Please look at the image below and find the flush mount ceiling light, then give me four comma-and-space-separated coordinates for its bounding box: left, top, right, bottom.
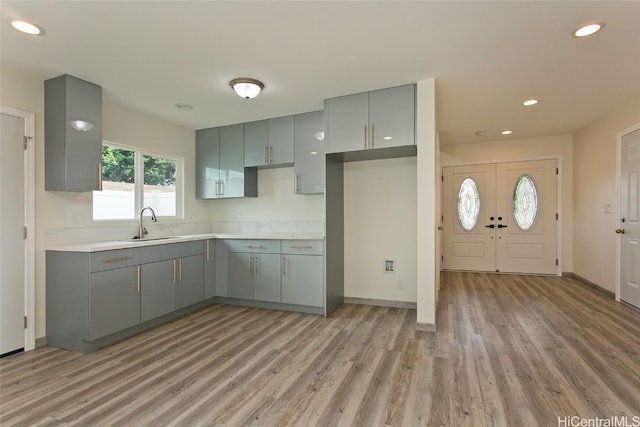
522, 99, 539, 106
69, 120, 94, 132
573, 23, 605, 38
501, 130, 513, 135
230, 78, 264, 99
11, 20, 45, 35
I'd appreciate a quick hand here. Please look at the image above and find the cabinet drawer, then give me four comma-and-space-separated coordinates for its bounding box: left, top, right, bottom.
281, 240, 324, 255
90, 248, 140, 273
141, 241, 204, 264
226, 239, 281, 254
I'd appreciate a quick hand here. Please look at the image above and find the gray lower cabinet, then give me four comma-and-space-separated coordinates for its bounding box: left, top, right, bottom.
294, 110, 325, 194
253, 253, 281, 302
140, 241, 205, 322
89, 265, 140, 340
227, 240, 282, 303
204, 239, 216, 299
281, 255, 323, 307
228, 252, 254, 299
281, 240, 324, 307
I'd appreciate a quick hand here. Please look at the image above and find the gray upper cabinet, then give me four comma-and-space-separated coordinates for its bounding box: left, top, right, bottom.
326, 84, 415, 154
196, 124, 257, 199
45, 74, 102, 191
294, 111, 325, 195
244, 116, 294, 168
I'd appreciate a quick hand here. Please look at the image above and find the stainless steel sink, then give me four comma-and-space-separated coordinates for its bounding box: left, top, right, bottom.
131, 236, 180, 241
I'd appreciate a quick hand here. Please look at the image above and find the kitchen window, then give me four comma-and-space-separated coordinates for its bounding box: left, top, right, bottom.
93, 143, 182, 220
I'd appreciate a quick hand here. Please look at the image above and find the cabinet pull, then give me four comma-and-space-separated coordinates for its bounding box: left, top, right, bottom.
254, 255, 258, 275
179, 258, 182, 282
249, 255, 253, 275
215, 180, 219, 197
268, 145, 273, 164
136, 265, 141, 294
295, 174, 300, 194
220, 180, 224, 196
102, 255, 133, 263
282, 255, 286, 276
371, 124, 374, 149
245, 245, 264, 249
263, 145, 267, 164
289, 245, 313, 249
206, 240, 210, 261
97, 164, 103, 191
173, 259, 177, 284
364, 125, 367, 149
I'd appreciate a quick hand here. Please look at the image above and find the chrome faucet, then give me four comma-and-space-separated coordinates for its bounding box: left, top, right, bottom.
136, 207, 157, 239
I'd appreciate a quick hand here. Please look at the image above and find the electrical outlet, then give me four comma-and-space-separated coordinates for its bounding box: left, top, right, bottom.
384, 258, 396, 273
68, 211, 85, 225
395, 279, 404, 290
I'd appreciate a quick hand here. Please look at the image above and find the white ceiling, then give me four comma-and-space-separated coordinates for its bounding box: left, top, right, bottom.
1, 1, 639, 145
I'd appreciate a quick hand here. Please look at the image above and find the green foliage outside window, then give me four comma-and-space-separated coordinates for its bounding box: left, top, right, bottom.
101, 146, 176, 186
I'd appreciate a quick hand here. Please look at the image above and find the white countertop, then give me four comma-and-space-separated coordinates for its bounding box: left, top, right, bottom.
46, 232, 325, 252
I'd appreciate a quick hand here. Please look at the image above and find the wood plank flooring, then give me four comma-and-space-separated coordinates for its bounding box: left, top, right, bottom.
1, 272, 639, 426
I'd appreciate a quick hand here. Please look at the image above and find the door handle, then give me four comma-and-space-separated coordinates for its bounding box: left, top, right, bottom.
615, 228, 625, 234
485, 224, 495, 229
497, 224, 508, 228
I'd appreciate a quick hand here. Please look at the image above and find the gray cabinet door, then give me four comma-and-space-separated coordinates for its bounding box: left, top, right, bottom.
215, 240, 229, 297
89, 266, 140, 340
141, 260, 175, 322
45, 74, 102, 191
369, 84, 415, 149
268, 116, 294, 165
326, 92, 369, 154
294, 111, 325, 194
175, 255, 204, 310
219, 124, 246, 198
196, 127, 220, 199
244, 120, 269, 167
228, 252, 254, 299
253, 253, 281, 303
282, 255, 323, 307
204, 240, 216, 299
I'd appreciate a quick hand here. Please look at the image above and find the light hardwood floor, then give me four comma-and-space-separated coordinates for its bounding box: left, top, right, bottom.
1, 272, 639, 426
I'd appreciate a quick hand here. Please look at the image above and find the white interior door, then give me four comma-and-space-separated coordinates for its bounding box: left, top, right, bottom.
0, 113, 26, 356
442, 164, 496, 271
619, 127, 640, 309
496, 160, 557, 274
443, 160, 558, 275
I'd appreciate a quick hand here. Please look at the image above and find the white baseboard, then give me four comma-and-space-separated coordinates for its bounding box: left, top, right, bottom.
415, 322, 436, 332
344, 297, 417, 309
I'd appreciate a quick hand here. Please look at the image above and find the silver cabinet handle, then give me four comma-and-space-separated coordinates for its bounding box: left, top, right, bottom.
179, 258, 182, 282
268, 145, 273, 164
263, 145, 267, 164
364, 125, 367, 149
282, 255, 286, 276
206, 240, 209, 260
245, 245, 264, 249
289, 245, 313, 249
215, 180, 220, 197
295, 174, 300, 194
254, 255, 258, 275
220, 180, 224, 196
102, 256, 133, 263
136, 265, 141, 294
173, 259, 177, 284
371, 124, 374, 149
248, 255, 253, 275
97, 163, 103, 191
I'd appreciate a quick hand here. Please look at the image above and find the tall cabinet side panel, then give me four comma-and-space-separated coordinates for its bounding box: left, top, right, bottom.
325, 155, 345, 316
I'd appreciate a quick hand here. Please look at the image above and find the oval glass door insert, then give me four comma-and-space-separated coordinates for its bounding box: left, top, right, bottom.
457, 177, 480, 231
513, 175, 538, 231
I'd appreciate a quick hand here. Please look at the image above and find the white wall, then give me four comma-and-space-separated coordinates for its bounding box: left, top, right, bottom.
208, 167, 324, 233
343, 157, 417, 303
1, 66, 210, 339
440, 134, 574, 272
573, 96, 640, 292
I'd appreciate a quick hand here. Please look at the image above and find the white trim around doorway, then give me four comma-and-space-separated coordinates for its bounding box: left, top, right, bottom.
1, 106, 36, 351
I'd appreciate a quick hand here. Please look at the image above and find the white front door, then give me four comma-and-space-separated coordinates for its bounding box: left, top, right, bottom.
442, 163, 496, 271
496, 160, 557, 274
442, 160, 558, 275
619, 127, 640, 309
0, 113, 26, 356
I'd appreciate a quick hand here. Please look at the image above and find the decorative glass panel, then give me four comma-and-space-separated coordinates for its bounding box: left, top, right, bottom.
457, 178, 480, 231
513, 175, 538, 231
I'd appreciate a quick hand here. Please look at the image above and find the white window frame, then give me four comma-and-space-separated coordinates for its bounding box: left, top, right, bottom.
93, 141, 184, 221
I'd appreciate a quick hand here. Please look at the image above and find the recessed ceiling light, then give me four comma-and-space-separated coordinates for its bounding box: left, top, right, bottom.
11, 20, 45, 35
175, 103, 193, 110
475, 131, 487, 137
501, 130, 513, 135
573, 23, 604, 38
522, 99, 539, 106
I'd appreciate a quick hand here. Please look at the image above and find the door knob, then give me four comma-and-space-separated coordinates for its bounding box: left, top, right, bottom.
615, 228, 625, 234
